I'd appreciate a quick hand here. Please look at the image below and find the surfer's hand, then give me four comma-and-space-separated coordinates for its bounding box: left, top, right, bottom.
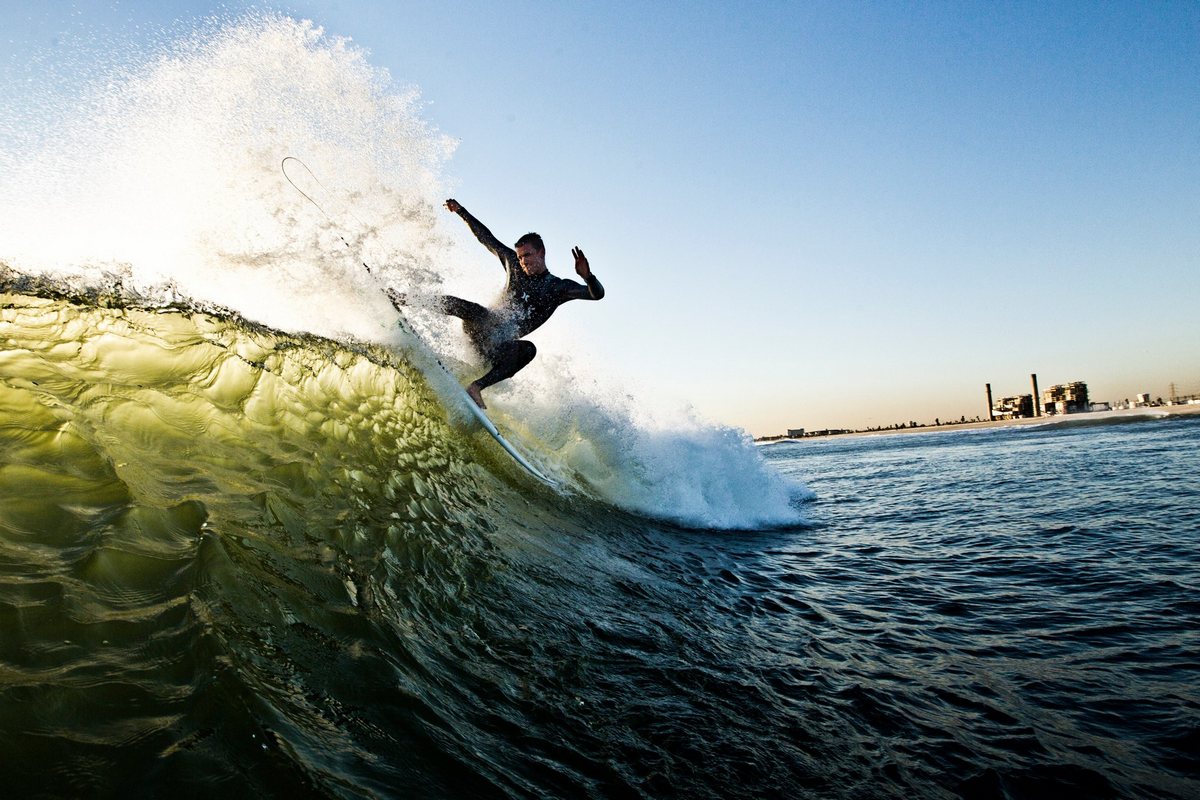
444, 199, 463, 214
572, 247, 591, 279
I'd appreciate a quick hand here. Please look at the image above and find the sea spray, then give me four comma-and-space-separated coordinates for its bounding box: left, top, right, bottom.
0, 12, 454, 343
0, 11, 809, 527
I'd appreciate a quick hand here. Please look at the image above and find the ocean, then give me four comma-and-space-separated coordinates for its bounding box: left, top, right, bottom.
3, 288, 1198, 800
2, 13, 1198, 799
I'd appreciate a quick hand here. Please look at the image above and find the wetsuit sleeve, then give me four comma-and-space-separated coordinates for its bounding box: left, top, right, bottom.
456, 209, 517, 267
560, 273, 605, 301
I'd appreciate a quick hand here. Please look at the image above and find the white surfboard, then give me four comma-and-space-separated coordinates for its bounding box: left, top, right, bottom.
457, 390, 559, 489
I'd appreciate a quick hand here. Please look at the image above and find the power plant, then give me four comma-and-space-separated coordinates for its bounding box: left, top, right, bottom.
985, 374, 1091, 419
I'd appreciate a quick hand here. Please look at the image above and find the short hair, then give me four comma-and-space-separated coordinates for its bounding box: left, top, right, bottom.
515, 232, 544, 252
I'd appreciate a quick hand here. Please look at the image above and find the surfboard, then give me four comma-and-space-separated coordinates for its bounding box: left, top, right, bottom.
391, 304, 559, 489
456, 388, 559, 489
398, 319, 559, 490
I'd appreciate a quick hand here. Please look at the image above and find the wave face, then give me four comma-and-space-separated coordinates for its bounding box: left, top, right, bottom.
0, 288, 806, 796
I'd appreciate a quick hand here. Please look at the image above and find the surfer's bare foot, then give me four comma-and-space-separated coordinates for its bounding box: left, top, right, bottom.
466, 382, 486, 409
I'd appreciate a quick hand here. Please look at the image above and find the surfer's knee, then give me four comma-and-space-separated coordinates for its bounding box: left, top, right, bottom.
514, 340, 536, 369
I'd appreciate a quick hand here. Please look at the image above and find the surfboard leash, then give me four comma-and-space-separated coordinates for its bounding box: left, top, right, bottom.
280, 157, 469, 393
281, 156, 375, 275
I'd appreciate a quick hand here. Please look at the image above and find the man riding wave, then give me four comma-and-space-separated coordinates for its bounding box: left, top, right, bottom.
388, 199, 605, 409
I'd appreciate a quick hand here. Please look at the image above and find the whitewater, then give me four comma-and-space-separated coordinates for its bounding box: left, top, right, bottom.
3, 14, 1198, 799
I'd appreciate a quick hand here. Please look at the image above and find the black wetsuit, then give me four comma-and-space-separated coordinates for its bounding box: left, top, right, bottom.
436, 208, 605, 389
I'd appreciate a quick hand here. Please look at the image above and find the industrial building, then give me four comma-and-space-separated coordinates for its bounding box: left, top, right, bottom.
1043, 381, 1089, 415
993, 394, 1034, 420
986, 374, 1042, 420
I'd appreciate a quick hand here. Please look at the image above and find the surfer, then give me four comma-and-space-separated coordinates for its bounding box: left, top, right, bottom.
387, 199, 605, 409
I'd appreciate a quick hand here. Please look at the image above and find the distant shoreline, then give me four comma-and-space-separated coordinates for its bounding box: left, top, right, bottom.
757, 405, 1200, 443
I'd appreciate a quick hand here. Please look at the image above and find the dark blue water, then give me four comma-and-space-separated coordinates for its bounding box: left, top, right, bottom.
752, 415, 1200, 798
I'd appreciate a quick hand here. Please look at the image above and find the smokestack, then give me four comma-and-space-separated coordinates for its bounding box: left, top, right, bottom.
986, 383, 995, 421
1031, 373, 1041, 416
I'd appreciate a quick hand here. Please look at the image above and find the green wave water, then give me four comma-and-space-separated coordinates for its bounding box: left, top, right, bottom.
0, 284, 811, 797
0, 286, 582, 794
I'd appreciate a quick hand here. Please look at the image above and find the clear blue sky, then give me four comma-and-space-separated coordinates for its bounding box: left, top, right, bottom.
5, 1, 1198, 435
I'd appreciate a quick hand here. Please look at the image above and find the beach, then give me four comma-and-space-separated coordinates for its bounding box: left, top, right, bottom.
772, 403, 1200, 442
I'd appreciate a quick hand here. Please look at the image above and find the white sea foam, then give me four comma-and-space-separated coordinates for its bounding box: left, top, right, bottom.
487, 358, 810, 529
0, 12, 809, 529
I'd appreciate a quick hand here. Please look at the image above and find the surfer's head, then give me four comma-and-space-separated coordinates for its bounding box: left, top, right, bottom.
515, 233, 547, 276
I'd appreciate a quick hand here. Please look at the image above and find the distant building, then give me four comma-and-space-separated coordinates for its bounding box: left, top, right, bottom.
787, 428, 805, 438
993, 394, 1034, 420
1136, 393, 1151, 406
1044, 381, 1089, 414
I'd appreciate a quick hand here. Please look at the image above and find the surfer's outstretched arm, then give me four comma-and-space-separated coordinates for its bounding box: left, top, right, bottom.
561, 246, 605, 300
444, 199, 515, 266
